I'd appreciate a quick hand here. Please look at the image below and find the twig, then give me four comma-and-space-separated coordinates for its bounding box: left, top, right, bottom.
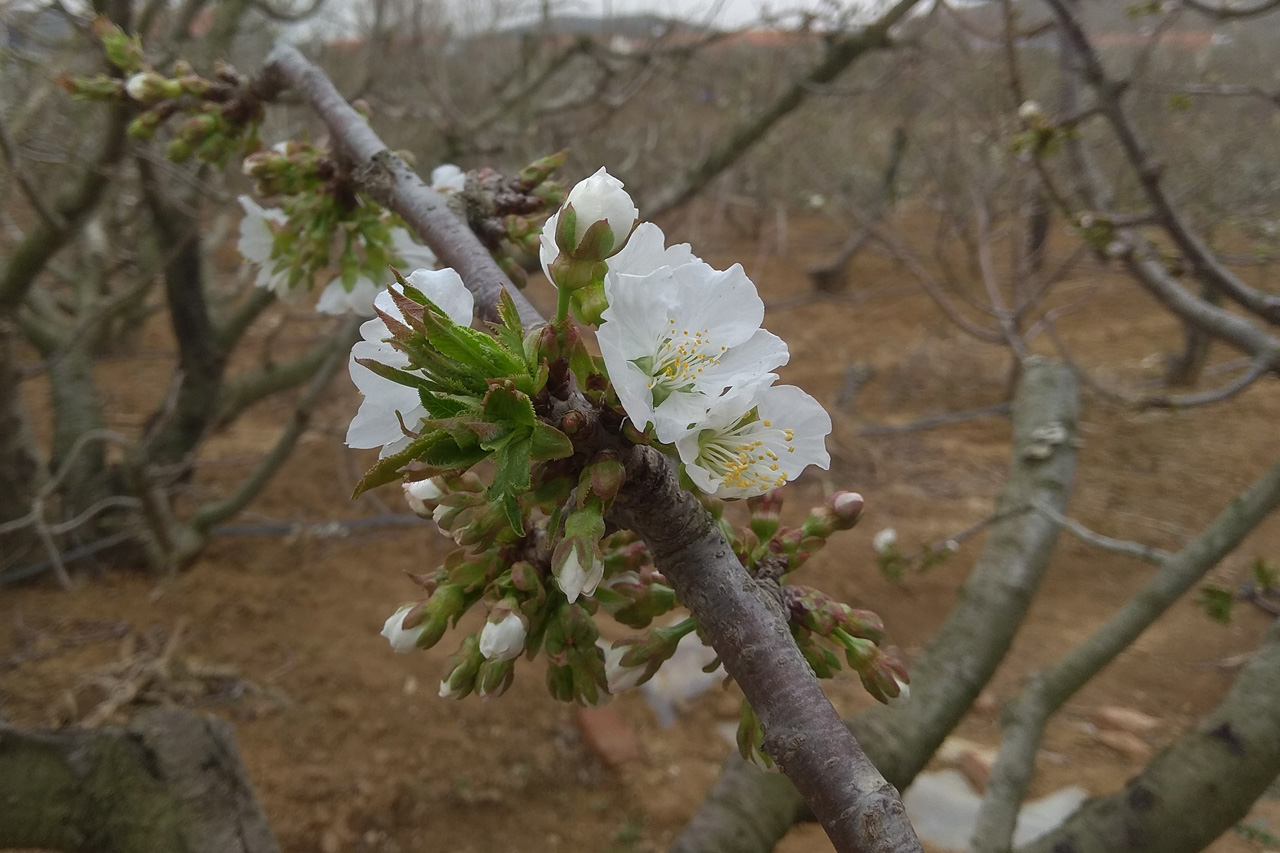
1032, 499, 1171, 564
859, 402, 1012, 436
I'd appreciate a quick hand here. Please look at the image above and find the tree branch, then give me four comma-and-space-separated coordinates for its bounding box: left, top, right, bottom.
258, 42, 923, 853
672, 358, 1080, 853
971, 454, 1280, 852
1044, 0, 1280, 326
1019, 616, 1280, 853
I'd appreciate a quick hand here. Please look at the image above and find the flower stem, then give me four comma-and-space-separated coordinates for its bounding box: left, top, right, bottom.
555, 286, 572, 324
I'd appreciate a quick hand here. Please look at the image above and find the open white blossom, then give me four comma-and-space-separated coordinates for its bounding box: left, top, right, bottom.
237, 196, 291, 297
316, 228, 438, 317
675, 383, 831, 499
556, 548, 604, 604
316, 275, 381, 316
479, 612, 527, 662
345, 268, 474, 456
598, 262, 789, 443
381, 605, 425, 653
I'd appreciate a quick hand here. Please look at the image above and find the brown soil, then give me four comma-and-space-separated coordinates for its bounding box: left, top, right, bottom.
4, 207, 1279, 853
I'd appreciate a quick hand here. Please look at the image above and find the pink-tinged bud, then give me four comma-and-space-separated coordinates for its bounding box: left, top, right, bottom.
586, 453, 626, 502
827, 492, 864, 528
560, 410, 587, 436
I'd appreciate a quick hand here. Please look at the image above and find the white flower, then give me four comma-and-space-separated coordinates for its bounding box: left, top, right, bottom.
389, 227, 438, 271
381, 605, 424, 653
675, 384, 831, 499
402, 478, 443, 515
556, 548, 604, 604
345, 269, 474, 456
316, 274, 380, 316
604, 644, 647, 694
439, 679, 465, 698
125, 72, 151, 101
540, 168, 638, 271
430, 164, 466, 193
598, 262, 789, 443
873, 528, 898, 555
1018, 100, 1045, 123
237, 196, 291, 297
479, 612, 527, 662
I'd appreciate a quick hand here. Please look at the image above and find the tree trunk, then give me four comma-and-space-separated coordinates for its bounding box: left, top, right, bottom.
0, 319, 45, 569
671, 357, 1081, 853
1020, 617, 1280, 853
0, 707, 280, 853
48, 339, 111, 522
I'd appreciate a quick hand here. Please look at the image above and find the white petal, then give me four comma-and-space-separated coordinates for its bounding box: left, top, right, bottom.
430, 164, 466, 193
607, 222, 703, 278
390, 228, 437, 271
404, 268, 474, 326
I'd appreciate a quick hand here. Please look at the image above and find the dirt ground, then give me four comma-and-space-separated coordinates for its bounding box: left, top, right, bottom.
4, 207, 1280, 853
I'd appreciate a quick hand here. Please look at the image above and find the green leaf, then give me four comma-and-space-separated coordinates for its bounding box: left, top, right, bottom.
418, 390, 477, 419
530, 421, 574, 462
483, 383, 537, 428
1198, 584, 1234, 624
491, 434, 533, 498
351, 431, 449, 498
502, 493, 526, 538
354, 358, 431, 392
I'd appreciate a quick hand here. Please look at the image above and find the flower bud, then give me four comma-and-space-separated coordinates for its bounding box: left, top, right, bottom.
747, 491, 784, 542
380, 603, 427, 653
479, 606, 528, 662
439, 635, 484, 699
475, 658, 516, 698
557, 168, 638, 260
403, 477, 444, 517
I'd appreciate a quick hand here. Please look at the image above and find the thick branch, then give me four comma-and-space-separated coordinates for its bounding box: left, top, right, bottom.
615, 448, 921, 853
212, 322, 358, 427
1019, 616, 1280, 853
672, 358, 1080, 853
644, 0, 923, 217
0, 708, 279, 853
0, 104, 128, 313
260, 42, 923, 853
972, 453, 1280, 853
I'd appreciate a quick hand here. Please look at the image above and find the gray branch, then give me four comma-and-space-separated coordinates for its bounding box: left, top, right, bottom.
671, 357, 1080, 853
971, 454, 1280, 853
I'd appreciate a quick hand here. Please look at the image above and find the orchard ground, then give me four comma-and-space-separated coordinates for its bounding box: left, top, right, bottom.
5, 205, 1280, 853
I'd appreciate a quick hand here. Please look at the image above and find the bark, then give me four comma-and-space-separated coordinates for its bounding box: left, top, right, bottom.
0, 320, 45, 568
971, 452, 1280, 853
0, 707, 279, 853
138, 162, 229, 471
671, 357, 1080, 853
47, 339, 111, 521
1020, 617, 1280, 853
259, 43, 923, 852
